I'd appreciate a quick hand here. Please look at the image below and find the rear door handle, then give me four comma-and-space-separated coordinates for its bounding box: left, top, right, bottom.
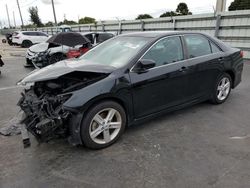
218, 57, 224, 61
179, 66, 188, 72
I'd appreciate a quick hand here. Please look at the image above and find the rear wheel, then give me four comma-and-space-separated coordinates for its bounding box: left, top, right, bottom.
21, 40, 33, 48
211, 73, 232, 104
80, 101, 126, 149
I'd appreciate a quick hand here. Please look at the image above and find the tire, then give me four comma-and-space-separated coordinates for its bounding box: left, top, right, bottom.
80, 101, 126, 149
21, 40, 33, 48
48, 53, 66, 64
210, 73, 232, 104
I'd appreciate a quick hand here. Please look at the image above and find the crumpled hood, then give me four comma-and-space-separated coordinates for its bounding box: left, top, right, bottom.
29, 42, 49, 53
19, 59, 116, 84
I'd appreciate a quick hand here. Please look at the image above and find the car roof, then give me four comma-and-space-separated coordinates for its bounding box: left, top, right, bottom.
80, 32, 114, 35
120, 31, 207, 38
120, 31, 231, 52
20, 31, 45, 33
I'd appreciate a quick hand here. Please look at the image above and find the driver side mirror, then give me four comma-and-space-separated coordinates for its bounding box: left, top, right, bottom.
133, 59, 156, 73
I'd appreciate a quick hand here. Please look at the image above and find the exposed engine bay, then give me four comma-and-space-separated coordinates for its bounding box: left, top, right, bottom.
18, 71, 108, 145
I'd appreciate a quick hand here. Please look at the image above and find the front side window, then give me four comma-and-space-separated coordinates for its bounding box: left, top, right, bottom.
184, 35, 211, 58
96, 33, 114, 43
142, 36, 184, 67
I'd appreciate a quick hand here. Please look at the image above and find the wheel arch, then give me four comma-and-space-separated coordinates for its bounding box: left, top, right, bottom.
225, 70, 235, 88
82, 95, 130, 125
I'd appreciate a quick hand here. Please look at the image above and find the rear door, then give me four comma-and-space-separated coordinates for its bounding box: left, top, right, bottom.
182, 34, 224, 100
129, 36, 190, 118
36, 32, 49, 43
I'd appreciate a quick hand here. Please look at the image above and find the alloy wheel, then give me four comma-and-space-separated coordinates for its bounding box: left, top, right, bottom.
89, 108, 122, 144
217, 77, 231, 101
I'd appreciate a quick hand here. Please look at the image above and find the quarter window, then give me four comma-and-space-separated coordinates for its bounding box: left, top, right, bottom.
142, 36, 184, 67
210, 42, 221, 53
184, 35, 211, 58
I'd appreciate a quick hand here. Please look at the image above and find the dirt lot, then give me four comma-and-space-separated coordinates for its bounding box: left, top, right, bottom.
0, 40, 250, 188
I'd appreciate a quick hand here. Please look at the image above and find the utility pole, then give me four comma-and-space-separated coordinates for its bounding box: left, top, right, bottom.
6, 4, 11, 28
216, 0, 227, 12
13, 11, 17, 28
16, 0, 24, 28
51, 0, 57, 26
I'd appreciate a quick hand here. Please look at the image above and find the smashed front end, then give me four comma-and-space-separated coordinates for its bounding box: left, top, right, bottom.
18, 71, 108, 147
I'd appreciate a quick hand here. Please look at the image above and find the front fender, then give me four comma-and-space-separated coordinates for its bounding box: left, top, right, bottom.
63, 75, 119, 110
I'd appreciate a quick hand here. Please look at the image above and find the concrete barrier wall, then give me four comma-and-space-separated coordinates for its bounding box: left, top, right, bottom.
2, 10, 250, 58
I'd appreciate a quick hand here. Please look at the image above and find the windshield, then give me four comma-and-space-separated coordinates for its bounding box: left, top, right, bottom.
79, 36, 151, 68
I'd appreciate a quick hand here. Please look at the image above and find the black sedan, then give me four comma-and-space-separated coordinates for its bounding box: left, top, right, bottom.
18, 31, 244, 149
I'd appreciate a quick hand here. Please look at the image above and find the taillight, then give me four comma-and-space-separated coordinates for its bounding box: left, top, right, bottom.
79, 47, 89, 54
14, 36, 20, 39
67, 48, 89, 59
66, 50, 81, 58
240, 51, 244, 58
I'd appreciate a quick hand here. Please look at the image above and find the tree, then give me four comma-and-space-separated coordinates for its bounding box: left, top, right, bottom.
79, 17, 96, 24
176, 2, 192, 15
44, 21, 54, 27
229, 0, 250, 11
58, 19, 77, 26
28, 6, 43, 27
136, 14, 153, 20
160, 11, 177, 17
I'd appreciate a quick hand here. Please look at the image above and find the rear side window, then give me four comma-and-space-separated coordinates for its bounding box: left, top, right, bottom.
22, 32, 29, 36
23, 32, 36, 36
142, 36, 184, 67
37, 32, 48, 36
85, 34, 94, 44
184, 35, 211, 58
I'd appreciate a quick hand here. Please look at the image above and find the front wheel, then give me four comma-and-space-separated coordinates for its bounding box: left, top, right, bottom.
48, 53, 66, 64
80, 101, 126, 149
210, 73, 232, 104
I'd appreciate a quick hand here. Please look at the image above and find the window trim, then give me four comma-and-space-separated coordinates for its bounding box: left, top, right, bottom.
209, 40, 222, 54
130, 35, 185, 72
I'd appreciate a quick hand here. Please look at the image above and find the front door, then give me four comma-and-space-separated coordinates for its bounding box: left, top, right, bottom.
129, 36, 190, 118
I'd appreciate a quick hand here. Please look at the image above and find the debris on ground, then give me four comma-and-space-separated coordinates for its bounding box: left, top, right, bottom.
0, 111, 24, 136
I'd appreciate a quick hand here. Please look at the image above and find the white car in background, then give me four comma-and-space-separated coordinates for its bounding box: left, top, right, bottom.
12, 31, 49, 48
25, 32, 115, 67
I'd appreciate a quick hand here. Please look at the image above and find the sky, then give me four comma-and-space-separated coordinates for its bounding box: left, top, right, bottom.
0, 0, 234, 27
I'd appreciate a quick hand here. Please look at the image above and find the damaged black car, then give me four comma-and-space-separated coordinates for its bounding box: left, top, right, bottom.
18, 31, 244, 149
